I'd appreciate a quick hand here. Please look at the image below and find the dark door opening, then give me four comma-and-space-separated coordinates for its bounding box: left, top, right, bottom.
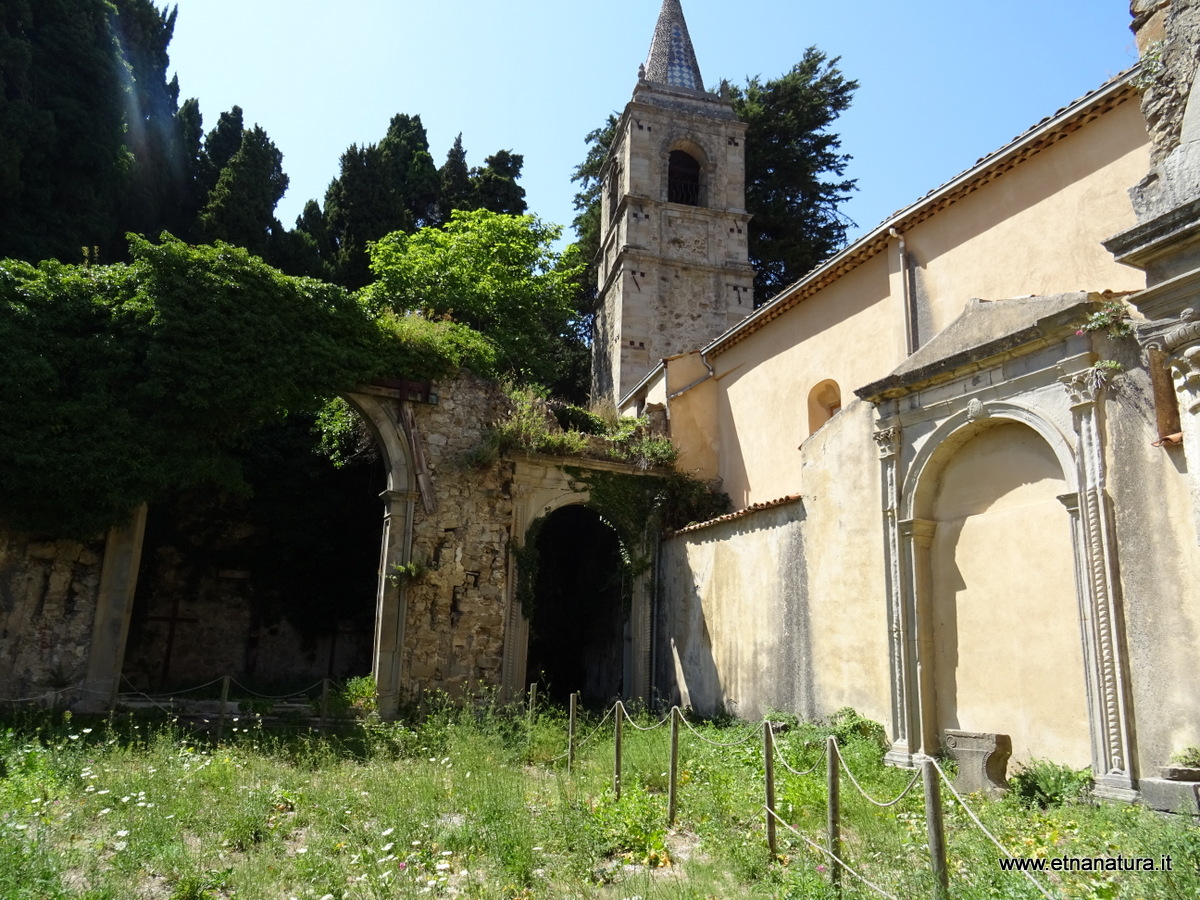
525, 505, 625, 708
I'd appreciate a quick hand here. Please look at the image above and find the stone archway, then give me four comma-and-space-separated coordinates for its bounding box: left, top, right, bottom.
501, 457, 655, 705
524, 504, 626, 707
341, 388, 420, 718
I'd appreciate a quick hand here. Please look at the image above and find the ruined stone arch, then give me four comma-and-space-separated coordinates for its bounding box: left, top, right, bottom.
500, 460, 654, 705
341, 389, 418, 718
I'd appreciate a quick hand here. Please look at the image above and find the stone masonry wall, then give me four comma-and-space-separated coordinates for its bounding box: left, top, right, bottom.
0, 524, 105, 700
1131, 0, 1200, 163
400, 372, 516, 698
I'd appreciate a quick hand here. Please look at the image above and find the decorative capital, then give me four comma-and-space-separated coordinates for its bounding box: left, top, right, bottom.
873, 426, 901, 458
1163, 308, 1200, 354
1059, 370, 1099, 407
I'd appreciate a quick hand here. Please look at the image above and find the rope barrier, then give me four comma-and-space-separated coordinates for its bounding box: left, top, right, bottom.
228, 678, 325, 700
145, 676, 226, 697
679, 714, 762, 747
764, 806, 901, 900
618, 703, 672, 731
831, 741, 923, 808
117, 676, 186, 716
772, 737, 829, 778
929, 758, 1055, 900
548, 703, 615, 762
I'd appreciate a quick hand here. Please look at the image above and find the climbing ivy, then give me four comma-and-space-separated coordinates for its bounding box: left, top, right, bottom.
565, 467, 730, 576
0, 236, 484, 538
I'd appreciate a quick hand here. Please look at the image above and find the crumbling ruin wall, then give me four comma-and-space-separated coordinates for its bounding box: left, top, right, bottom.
1131, 0, 1200, 162
0, 524, 105, 700
400, 373, 517, 698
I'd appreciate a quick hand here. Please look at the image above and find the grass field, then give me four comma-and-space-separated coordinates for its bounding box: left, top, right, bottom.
1, 698, 1197, 899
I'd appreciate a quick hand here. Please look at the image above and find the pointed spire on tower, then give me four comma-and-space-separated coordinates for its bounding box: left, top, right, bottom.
643, 0, 704, 91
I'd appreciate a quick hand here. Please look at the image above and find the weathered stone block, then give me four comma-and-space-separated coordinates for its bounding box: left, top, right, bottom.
943, 729, 1011, 796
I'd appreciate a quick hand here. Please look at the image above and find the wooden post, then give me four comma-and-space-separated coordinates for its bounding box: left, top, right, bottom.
614, 700, 624, 799
764, 721, 777, 856
828, 735, 842, 893
923, 758, 949, 899
215, 675, 231, 745
528, 682, 538, 718
108, 674, 121, 721
567, 692, 578, 773
319, 678, 330, 732
668, 707, 680, 824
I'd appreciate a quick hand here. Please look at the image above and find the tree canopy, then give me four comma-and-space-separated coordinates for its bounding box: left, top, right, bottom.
292, 118, 533, 289
572, 50, 857, 305
732, 49, 857, 301
363, 209, 585, 388
0, 1, 293, 266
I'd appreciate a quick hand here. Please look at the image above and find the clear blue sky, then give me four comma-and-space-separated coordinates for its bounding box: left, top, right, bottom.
167, 0, 1140, 244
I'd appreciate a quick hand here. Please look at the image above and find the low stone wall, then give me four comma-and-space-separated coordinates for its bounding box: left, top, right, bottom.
0, 525, 106, 701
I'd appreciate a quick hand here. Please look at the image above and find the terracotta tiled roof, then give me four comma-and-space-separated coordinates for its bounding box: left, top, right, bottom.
667, 494, 802, 536
704, 66, 1142, 357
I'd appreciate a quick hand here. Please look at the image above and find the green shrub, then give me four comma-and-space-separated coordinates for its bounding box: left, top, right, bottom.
1007, 758, 1092, 808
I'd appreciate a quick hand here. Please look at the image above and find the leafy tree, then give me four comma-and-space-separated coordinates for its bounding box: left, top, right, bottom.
437, 133, 473, 222
569, 114, 619, 318
197, 124, 289, 257
731, 49, 857, 302
109, 0, 197, 240
318, 113, 441, 288
198, 106, 246, 200
0, 0, 130, 262
572, 50, 857, 306
363, 210, 584, 387
471, 150, 527, 215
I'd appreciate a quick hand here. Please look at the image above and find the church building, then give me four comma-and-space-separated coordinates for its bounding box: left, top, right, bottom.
600, 0, 1200, 809
2, 0, 1199, 813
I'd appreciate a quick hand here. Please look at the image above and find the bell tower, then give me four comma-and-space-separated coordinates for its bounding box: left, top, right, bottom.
591, 0, 755, 406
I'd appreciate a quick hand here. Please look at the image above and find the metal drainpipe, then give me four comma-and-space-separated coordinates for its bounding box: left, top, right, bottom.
890, 227, 918, 355
667, 349, 717, 401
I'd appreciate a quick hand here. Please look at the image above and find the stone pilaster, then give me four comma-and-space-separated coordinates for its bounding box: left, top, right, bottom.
1163, 310, 1200, 542
372, 489, 417, 718
876, 426, 918, 766
1058, 372, 1138, 799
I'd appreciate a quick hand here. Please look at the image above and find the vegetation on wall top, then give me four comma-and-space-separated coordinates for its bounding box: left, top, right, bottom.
0, 236, 480, 538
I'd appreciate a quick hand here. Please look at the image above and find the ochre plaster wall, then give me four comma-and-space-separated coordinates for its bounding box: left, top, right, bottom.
695, 102, 1148, 509
1102, 352, 1200, 773
657, 401, 890, 726
712, 253, 897, 506
929, 422, 1090, 765
911, 101, 1149, 338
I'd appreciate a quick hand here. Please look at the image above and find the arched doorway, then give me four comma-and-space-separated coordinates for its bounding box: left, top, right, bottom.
525, 505, 626, 707
927, 421, 1089, 764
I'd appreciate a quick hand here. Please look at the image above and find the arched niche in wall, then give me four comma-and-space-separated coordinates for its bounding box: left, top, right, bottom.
920, 419, 1089, 765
